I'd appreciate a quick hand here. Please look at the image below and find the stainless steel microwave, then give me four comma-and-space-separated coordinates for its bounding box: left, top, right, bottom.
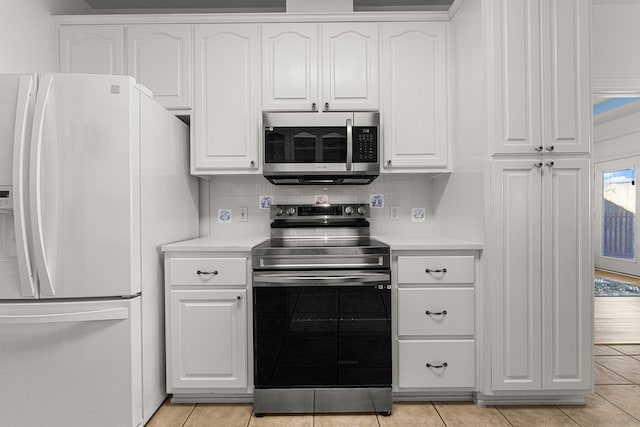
263, 112, 380, 185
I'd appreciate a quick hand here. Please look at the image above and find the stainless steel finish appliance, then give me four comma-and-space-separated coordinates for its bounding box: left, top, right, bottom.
263, 112, 379, 185
252, 204, 392, 415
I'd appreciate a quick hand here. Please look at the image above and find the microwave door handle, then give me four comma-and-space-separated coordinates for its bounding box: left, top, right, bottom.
346, 118, 353, 171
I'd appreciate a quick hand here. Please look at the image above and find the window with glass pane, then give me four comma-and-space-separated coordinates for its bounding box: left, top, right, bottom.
602, 168, 636, 260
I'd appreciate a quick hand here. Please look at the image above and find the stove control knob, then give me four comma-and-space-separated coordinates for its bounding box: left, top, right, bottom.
274, 207, 284, 217
344, 206, 354, 215
286, 207, 296, 216
357, 206, 367, 216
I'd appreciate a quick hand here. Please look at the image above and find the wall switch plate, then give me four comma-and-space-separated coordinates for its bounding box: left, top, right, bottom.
238, 206, 248, 222
390, 205, 399, 220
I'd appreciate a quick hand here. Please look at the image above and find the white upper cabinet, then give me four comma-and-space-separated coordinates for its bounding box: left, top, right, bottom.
126, 24, 191, 110
261, 22, 379, 112
59, 25, 123, 75
322, 23, 379, 111
381, 22, 448, 170
492, 0, 590, 154
261, 24, 319, 111
193, 24, 259, 174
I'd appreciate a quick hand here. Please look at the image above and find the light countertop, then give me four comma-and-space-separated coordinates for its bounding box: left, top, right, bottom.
161, 235, 268, 252
162, 235, 482, 252
374, 235, 483, 251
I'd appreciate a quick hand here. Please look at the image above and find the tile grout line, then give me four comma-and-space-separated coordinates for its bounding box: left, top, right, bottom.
594, 388, 640, 423
594, 355, 638, 384
556, 405, 584, 427
180, 403, 198, 427
494, 406, 515, 427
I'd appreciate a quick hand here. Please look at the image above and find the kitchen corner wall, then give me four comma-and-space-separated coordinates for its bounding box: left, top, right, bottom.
199, 174, 435, 239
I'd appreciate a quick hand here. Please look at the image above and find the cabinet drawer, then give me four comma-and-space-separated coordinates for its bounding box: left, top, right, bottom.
398, 340, 475, 388
398, 288, 474, 336
397, 256, 474, 284
169, 258, 246, 286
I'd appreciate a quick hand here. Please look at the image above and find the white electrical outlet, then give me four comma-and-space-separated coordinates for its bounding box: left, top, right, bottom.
238, 206, 248, 222
390, 205, 399, 220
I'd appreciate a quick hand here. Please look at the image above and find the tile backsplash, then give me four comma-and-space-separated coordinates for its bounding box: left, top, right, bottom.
201, 174, 435, 238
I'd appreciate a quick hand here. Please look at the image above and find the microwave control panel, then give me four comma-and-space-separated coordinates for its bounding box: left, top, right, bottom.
353, 127, 378, 163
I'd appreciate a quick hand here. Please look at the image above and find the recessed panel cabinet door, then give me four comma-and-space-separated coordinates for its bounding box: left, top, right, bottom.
491, 160, 543, 391
168, 289, 247, 390
126, 24, 191, 110
541, 158, 591, 390
540, 0, 590, 154
59, 25, 123, 75
381, 22, 448, 169
262, 23, 318, 111
193, 24, 259, 173
322, 23, 379, 111
492, 0, 590, 154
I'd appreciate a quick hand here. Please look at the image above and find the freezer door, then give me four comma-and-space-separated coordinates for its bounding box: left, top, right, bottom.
0, 298, 143, 427
30, 74, 141, 298
0, 74, 36, 299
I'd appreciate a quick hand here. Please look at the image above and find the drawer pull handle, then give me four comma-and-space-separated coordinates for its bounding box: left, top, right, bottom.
426, 362, 448, 369
197, 270, 219, 276
425, 268, 447, 274
425, 310, 447, 317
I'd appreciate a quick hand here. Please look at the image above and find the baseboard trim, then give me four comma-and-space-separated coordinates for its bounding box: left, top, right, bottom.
475, 393, 587, 406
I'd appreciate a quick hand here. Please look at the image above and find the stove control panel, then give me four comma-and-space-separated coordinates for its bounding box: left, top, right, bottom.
271, 204, 370, 219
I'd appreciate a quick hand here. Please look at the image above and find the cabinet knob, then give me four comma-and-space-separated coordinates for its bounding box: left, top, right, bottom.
534, 162, 543, 168
425, 268, 447, 274
387, 160, 392, 165
534, 146, 543, 152
545, 145, 555, 152
311, 102, 317, 111
250, 160, 255, 166
236, 295, 242, 300
425, 310, 447, 317
324, 102, 329, 111
426, 362, 448, 369
546, 161, 554, 168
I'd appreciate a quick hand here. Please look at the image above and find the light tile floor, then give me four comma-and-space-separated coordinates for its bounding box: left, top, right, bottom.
147, 345, 640, 426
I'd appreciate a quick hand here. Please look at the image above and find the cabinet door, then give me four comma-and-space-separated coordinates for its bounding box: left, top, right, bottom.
491, 160, 542, 391
381, 22, 448, 170
168, 289, 247, 390
491, 0, 542, 154
541, 158, 592, 390
322, 23, 379, 111
59, 25, 123, 75
540, 0, 590, 154
126, 24, 191, 110
262, 24, 318, 111
193, 24, 259, 173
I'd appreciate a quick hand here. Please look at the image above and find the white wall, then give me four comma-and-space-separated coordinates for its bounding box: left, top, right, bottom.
592, 0, 640, 93
431, 0, 486, 243
594, 102, 640, 163
0, 0, 94, 73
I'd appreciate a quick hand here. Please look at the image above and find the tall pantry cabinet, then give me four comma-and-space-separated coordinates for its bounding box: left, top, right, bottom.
484, 0, 592, 401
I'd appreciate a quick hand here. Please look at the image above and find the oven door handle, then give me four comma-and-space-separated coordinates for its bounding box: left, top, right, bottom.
253, 272, 390, 287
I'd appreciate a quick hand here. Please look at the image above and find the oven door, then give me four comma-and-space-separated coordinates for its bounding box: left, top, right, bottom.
253, 271, 391, 389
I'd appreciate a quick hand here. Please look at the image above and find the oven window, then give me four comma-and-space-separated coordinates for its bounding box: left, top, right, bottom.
253, 285, 391, 388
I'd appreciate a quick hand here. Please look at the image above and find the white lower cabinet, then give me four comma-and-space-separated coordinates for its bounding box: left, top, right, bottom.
398, 340, 475, 388
168, 289, 247, 390
395, 253, 476, 393
164, 253, 250, 395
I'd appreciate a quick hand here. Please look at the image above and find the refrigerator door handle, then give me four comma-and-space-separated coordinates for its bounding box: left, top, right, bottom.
12, 74, 36, 298
29, 75, 56, 297
0, 307, 129, 324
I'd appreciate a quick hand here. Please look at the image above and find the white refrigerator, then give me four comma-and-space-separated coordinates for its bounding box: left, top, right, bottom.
0, 73, 199, 427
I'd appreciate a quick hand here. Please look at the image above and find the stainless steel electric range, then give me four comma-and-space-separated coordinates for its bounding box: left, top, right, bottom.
251, 204, 392, 416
